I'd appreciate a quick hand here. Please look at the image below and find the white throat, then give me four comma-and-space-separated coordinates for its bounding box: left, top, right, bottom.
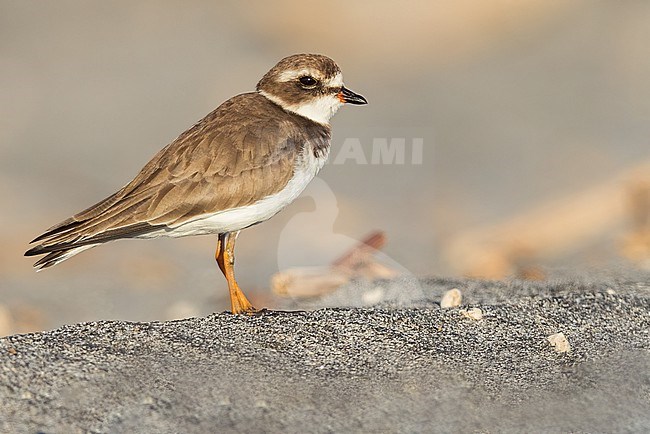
260, 91, 343, 125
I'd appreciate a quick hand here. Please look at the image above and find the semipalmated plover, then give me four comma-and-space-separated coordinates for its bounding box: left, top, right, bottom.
25, 54, 367, 314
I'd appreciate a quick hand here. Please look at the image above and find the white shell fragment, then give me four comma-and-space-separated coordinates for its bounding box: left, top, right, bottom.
460, 308, 483, 320
441, 288, 462, 308
547, 332, 571, 353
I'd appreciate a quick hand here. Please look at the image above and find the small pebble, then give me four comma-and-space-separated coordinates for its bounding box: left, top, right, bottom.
362, 287, 385, 305
441, 288, 462, 308
547, 332, 570, 353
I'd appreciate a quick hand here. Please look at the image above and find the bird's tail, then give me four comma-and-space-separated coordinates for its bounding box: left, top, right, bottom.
25, 180, 163, 270
27, 244, 98, 271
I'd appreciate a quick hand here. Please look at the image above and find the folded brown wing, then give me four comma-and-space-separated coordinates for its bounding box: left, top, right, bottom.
27, 92, 330, 254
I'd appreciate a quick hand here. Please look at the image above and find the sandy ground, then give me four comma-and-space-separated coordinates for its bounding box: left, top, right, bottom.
0, 273, 649, 433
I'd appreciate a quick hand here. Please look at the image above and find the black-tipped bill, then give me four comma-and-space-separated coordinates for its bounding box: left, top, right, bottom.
338, 87, 368, 105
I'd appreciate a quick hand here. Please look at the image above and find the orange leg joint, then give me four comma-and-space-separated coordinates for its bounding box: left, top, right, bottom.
215, 231, 256, 315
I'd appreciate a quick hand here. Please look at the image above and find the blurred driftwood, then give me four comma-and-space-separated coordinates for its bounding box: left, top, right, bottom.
271, 231, 399, 298
444, 161, 650, 279
620, 180, 650, 267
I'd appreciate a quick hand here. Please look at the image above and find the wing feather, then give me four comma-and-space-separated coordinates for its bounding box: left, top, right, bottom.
27, 92, 331, 262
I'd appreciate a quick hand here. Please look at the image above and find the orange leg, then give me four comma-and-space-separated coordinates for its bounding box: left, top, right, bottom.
215, 231, 256, 315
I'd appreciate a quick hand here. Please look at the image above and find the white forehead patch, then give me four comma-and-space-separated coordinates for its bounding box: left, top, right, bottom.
326, 72, 344, 88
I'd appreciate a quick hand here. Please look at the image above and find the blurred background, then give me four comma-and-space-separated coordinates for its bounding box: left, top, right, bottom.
1, 0, 649, 334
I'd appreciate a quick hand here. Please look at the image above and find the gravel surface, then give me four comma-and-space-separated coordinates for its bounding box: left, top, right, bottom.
1, 274, 649, 433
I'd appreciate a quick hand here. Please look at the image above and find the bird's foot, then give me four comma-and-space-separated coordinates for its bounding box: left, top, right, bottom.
228, 307, 306, 316
229, 301, 258, 316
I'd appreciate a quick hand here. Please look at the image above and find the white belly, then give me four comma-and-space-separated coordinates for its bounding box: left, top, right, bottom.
160, 145, 329, 237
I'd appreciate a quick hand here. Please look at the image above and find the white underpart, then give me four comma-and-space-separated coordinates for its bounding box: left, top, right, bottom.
284, 94, 343, 125
260, 91, 343, 126
155, 143, 330, 237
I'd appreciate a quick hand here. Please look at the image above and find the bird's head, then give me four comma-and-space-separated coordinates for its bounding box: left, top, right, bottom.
257, 53, 367, 125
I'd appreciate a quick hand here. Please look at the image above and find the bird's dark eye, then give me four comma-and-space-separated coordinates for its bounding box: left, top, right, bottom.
299, 76, 317, 87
